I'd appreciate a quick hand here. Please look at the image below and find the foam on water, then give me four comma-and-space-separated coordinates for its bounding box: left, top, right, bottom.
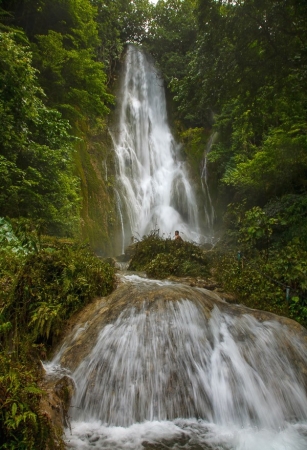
65, 419, 307, 450
120, 274, 176, 286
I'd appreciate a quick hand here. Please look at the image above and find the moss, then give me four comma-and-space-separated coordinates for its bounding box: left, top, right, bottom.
73, 122, 121, 256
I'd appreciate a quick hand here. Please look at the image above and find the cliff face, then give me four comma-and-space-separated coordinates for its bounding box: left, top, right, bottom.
72, 57, 127, 257
74, 123, 120, 256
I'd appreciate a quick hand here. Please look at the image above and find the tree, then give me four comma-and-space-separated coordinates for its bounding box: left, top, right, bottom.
0, 31, 80, 235
0, 0, 115, 125
172, 0, 307, 201
120, 0, 153, 44
146, 0, 197, 84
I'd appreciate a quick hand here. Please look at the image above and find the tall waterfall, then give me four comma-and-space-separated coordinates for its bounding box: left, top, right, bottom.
45, 276, 307, 450
111, 46, 203, 248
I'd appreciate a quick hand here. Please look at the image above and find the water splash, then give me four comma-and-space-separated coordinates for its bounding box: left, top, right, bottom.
65, 419, 307, 450
69, 301, 307, 429
58, 277, 307, 449
111, 46, 202, 246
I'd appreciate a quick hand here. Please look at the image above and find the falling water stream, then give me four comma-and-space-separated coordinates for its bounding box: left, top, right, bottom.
111, 45, 206, 247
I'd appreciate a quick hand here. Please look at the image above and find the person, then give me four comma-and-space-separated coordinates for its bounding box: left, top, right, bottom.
174, 230, 183, 241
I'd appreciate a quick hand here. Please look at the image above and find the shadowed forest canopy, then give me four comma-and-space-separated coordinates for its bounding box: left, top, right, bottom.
0, 31, 80, 235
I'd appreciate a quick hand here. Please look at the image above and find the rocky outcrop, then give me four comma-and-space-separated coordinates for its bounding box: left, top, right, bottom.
39, 367, 75, 448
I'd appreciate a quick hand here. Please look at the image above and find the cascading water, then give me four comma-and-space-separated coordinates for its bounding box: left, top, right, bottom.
111, 45, 204, 246
45, 276, 307, 450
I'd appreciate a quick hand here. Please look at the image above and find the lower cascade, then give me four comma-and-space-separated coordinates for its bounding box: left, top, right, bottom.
45, 275, 307, 450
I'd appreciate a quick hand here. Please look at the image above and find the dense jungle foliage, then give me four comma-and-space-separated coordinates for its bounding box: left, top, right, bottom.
1, 0, 307, 447
0, 218, 116, 448
128, 230, 210, 279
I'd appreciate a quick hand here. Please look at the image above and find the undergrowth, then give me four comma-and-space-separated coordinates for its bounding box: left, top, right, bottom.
0, 355, 51, 449
212, 243, 307, 328
0, 217, 116, 449
128, 231, 210, 279
212, 200, 307, 328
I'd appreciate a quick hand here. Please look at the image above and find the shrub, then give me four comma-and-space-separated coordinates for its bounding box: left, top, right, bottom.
213, 241, 307, 327
0, 227, 116, 449
12, 242, 116, 343
0, 355, 53, 449
128, 231, 210, 279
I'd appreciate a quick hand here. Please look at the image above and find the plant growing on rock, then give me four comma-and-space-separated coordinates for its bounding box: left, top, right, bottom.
128, 231, 210, 279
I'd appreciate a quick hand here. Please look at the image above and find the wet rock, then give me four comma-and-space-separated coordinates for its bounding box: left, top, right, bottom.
52, 276, 307, 379
102, 256, 116, 267
202, 283, 218, 290
39, 368, 75, 446
115, 253, 129, 262
116, 243, 138, 262
41, 274, 307, 447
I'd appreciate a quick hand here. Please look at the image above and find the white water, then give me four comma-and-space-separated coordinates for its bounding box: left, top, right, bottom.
66, 420, 307, 450
111, 45, 205, 247
69, 301, 307, 427
50, 276, 307, 449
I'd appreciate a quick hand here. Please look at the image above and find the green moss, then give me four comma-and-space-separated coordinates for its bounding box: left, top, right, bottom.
179, 127, 208, 175
73, 123, 120, 256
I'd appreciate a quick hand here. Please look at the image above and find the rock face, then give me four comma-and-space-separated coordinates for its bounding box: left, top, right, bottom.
39, 369, 74, 448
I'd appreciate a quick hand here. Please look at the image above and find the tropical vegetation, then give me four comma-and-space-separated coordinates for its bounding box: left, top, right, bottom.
0, 0, 307, 446
143, 0, 307, 327
0, 218, 116, 448
128, 230, 210, 279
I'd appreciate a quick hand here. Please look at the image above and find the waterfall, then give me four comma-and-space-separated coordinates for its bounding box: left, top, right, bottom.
45, 276, 307, 450
111, 45, 202, 246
